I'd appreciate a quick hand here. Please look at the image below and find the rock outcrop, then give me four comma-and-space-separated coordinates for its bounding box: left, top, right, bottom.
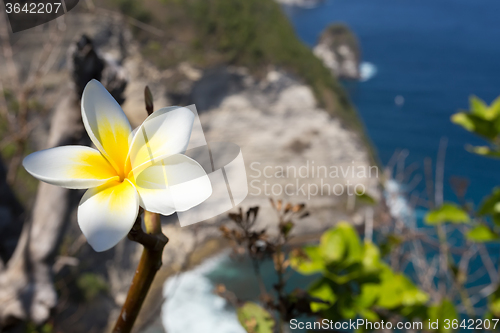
313, 24, 361, 80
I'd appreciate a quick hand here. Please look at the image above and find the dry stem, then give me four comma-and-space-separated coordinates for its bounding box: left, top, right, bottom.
112, 212, 167, 333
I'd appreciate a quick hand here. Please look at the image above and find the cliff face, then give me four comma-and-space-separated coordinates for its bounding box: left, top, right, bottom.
313, 24, 361, 80
0, 2, 379, 332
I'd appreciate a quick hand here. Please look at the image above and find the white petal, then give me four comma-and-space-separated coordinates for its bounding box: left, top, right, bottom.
22, 146, 119, 189
78, 179, 139, 252
127, 106, 195, 177
81, 80, 132, 175
135, 154, 212, 214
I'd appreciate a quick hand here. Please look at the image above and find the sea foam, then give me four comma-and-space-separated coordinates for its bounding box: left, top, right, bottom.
162, 252, 245, 333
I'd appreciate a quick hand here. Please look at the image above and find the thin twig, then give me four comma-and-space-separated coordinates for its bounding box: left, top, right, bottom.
477, 243, 498, 284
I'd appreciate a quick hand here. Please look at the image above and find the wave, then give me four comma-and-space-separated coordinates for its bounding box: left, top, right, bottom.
384, 179, 415, 226
162, 252, 245, 333
359, 62, 377, 82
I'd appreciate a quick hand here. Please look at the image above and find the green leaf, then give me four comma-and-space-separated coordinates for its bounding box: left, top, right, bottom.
320, 222, 362, 264
479, 187, 500, 215
473, 95, 500, 121
361, 242, 382, 273
466, 145, 500, 158
237, 302, 275, 333
451, 112, 498, 139
467, 224, 499, 242
375, 272, 404, 309
428, 299, 458, 333
289, 245, 324, 275
451, 96, 500, 140
357, 283, 380, 309
451, 112, 475, 131
376, 268, 428, 309
319, 226, 346, 264
490, 96, 500, 121
308, 278, 337, 312
469, 95, 489, 118
424, 203, 470, 225
358, 309, 379, 322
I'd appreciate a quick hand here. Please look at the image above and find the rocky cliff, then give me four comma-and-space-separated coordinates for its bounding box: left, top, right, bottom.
313, 23, 361, 80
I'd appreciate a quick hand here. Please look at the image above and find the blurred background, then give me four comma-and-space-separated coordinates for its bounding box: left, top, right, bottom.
1, 0, 500, 332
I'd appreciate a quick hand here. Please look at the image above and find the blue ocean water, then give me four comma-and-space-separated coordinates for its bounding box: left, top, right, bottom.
286, 0, 500, 204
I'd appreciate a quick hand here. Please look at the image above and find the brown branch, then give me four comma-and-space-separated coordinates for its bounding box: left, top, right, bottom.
112, 213, 168, 333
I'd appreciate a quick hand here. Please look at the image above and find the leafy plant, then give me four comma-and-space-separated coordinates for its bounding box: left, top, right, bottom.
237, 302, 275, 333
290, 222, 428, 322
221, 202, 429, 332
424, 203, 470, 225
452, 96, 500, 157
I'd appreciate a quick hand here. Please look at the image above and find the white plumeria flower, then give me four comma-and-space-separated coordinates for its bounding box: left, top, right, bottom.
23, 80, 212, 252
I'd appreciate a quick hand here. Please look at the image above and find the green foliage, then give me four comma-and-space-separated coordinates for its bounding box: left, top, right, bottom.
465, 145, 500, 158
76, 273, 108, 302
478, 187, 500, 226
428, 299, 458, 333
424, 203, 470, 225
319, 222, 363, 266
237, 302, 275, 333
290, 245, 323, 275
451, 96, 500, 156
466, 224, 499, 242
453, 95, 500, 318
308, 278, 337, 312
290, 222, 428, 322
